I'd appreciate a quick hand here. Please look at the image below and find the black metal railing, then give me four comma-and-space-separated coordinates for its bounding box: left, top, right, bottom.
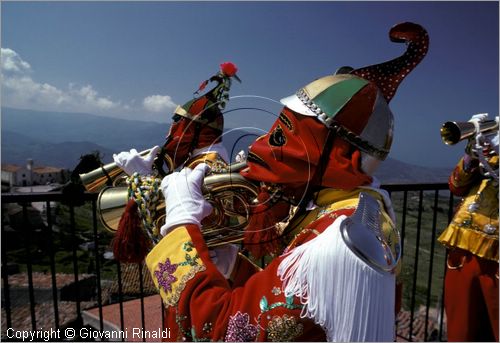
1, 184, 456, 341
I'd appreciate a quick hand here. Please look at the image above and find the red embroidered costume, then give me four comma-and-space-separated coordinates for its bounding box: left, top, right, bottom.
146, 22, 429, 341
438, 129, 499, 342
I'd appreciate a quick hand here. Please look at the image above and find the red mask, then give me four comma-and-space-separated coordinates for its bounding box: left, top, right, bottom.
240, 107, 372, 191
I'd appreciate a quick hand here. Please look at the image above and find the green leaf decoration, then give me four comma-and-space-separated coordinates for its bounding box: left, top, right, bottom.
259, 296, 269, 311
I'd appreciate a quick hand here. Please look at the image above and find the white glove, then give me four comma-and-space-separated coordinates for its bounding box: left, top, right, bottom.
208, 244, 240, 279
160, 163, 213, 236
113, 146, 160, 176
235, 150, 246, 163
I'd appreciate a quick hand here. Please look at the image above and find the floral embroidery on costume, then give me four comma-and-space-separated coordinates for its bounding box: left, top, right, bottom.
146, 227, 207, 308
256, 295, 304, 339
154, 258, 178, 293
266, 314, 304, 341
225, 311, 258, 342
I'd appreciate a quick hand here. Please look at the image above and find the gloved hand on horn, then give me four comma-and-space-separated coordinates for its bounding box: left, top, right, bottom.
159, 163, 213, 236
464, 114, 499, 171
113, 146, 161, 176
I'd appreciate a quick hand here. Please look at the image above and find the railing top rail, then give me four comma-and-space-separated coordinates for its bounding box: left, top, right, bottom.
2, 191, 98, 203
1, 183, 451, 203
381, 182, 449, 192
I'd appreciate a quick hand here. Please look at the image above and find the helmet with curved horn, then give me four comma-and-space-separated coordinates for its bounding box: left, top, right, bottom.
281, 22, 429, 160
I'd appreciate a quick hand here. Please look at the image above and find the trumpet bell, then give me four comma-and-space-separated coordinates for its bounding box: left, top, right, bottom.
80, 148, 164, 193
80, 164, 125, 193
441, 120, 498, 145
97, 186, 129, 232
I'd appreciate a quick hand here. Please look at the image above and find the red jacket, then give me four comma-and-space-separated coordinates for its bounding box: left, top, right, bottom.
146, 188, 400, 341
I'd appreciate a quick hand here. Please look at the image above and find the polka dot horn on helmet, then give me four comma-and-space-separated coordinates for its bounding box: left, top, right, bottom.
280, 22, 429, 161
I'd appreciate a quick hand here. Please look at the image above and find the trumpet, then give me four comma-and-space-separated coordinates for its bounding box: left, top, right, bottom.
79, 148, 174, 193
97, 164, 260, 248
440, 120, 499, 145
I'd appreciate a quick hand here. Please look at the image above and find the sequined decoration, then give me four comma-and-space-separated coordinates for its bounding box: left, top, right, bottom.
154, 258, 178, 294
351, 22, 429, 103
468, 202, 480, 212
202, 322, 213, 334
225, 312, 258, 342
483, 224, 497, 235
266, 315, 304, 342
271, 287, 281, 296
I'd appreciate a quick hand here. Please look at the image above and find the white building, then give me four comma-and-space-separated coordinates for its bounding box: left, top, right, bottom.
1, 164, 67, 187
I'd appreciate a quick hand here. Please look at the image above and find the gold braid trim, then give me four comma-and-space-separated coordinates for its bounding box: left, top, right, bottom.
438, 225, 498, 262
164, 264, 206, 308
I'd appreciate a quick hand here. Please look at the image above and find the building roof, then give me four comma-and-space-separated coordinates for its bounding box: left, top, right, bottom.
1, 164, 24, 172
2, 164, 63, 174
33, 166, 63, 174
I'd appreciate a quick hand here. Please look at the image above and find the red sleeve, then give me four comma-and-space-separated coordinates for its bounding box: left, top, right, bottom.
448, 157, 480, 196
146, 224, 325, 342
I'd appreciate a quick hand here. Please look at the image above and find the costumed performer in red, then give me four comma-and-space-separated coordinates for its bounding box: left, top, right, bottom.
147, 22, 429, 341
438, 113, 498, 342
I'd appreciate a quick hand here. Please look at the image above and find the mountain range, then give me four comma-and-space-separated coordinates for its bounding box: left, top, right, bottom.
1, 107, 450, 183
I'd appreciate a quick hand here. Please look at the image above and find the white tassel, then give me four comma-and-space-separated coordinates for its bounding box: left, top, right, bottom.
278, 215, 395, 342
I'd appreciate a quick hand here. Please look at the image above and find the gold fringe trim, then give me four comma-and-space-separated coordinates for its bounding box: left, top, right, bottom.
438, 225, 498, 261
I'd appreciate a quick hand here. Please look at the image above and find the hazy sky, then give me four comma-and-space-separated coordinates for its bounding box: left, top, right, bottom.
1, 1, 498, 168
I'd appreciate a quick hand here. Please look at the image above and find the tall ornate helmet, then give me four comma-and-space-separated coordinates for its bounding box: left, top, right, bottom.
280, 22, 429, 161
173, 62, 241, 131
162, 62, 241, 169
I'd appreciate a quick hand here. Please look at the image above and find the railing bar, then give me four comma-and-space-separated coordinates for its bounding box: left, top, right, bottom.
439, 249, 449, 342
391, 189, 404, 337
424, 190, 439, 340
409, 190, 424, 341
161, 298, 165, 330
1, 223, 13, 329
69, 205, 82, 321
22, 204, 38, 331
138, 263, 147, 342
116, 262, 126, 341
45, 201, 60, 329
91, 199, 104, 331
401, 191, 408, 258
439, 191, 455, 342
2, 191, 98, 203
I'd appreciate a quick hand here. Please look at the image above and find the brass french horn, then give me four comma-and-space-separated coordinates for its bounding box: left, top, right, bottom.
96, 162, 260, 248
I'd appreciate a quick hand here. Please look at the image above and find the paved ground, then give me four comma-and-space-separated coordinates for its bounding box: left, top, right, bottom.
83, 295, 163, 342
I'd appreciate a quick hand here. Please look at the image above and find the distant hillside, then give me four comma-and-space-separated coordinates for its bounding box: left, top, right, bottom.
1, 130, 115, 169
374, 157, 450, 184
1, 107, 450, 183
2, 107, 169, 152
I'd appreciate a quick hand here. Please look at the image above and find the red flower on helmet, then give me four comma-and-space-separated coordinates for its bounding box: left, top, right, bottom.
220, 62, 238, 77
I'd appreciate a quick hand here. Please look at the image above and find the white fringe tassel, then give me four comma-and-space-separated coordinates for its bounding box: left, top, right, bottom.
278, 215, 395, 342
